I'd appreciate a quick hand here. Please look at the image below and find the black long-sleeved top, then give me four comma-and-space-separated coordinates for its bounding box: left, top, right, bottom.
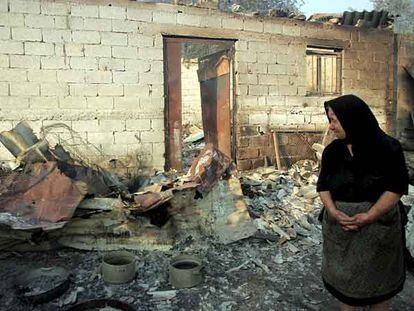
316, 137, 409, 202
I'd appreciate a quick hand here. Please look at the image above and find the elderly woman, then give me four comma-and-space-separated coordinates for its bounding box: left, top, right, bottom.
317, 95, 408, 310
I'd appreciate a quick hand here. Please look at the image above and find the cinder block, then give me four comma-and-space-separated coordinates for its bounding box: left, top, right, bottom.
54, 16, 68, 30
114, 131, 141, 144
151, 119, 164, 131
244, 19, 263, 33
238, 73, 258, 85
268, 86, 280, 95
257, 52, 276, 64
248, 63, 267, 74
41, 2, 70, 16
153, 11, 176, 24
64, 44, 84, 56
237, 159, 252, 171
268, 64, 287, 75
25, 15, 54, 28
29, 96, 59, 109
138, 47, 163, 60
0, 96, 29, 109
237, 147, 259, 160
279, 85, 298, 96
10, 1, 40, 14
0, 26, 10, 40
84, 18, 112, 32
238, 96, 258, 107
152, 142, 165, 156
0, 40, 23, 54
269, 113, 287, 124
68, 17, 84, 30
86, 71, 112, 84
126, 119, 150, 131
124, 84, 149, 97
263, 22, 283, 34
97, 84, 123, 96
70, 57, 98, 70
235, 51, 257, 63
127, 8, 152, 22
282, 25, 300, 37
99, 5, 126, 20
87, 132, 114, 145
113, 97, 140, 109
113, 71, 138, 84
28, 69, 57, 82
112, 46, 138, 59
72, 120, 99, 132
101, 32, 127, 46
10, 55, 40, 69
258, 74, 278, 86
0, 68, 26, 81
277, 54, 295, 65
69, 84, 98, 96
177, 13, 201, 26
249, 113, 269, 125
0, 0, 7, 12
71, 5, 98, 18
57, 70, 85, 83
287, 113, 305, 124
112, 20, 139, 33
99, 58, 125, 71
42, 29, 71, 43
0, 13, 24, 27
222, 17, 243, 30
72, 31, 100, 44
249, 85, 268, 96
25, 42, 54, 56
59, 96, 87, 109
99, 119, 125, 132
128, 34, 153, 47
40, 83, 69, 96
87, 97, 113, 109
41, 56, 68, 69
140, 131, 164, 143
139, 72, 162, 85
10, 82, 39, 96
12, 27, 42, 41
0, 82, 8, 95
124, 59, 150, 72
84, 45, 111, 58
101, 143, 127, 156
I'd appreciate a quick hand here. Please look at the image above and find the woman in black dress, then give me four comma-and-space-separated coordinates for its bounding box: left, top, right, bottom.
317, 95, 408, 310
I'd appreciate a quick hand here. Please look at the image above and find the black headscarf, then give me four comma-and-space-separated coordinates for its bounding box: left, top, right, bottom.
324, 95, 386, 149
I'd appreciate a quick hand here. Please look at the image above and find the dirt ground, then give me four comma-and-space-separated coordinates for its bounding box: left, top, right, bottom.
0, 233, 413, 311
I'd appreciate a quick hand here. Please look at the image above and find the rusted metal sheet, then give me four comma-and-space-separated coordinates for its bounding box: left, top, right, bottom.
198, 50, 232, 158
188, 143, 232, 193
133, 190, 174, 213
0, 161, 85, 223
164, 38, 182, 171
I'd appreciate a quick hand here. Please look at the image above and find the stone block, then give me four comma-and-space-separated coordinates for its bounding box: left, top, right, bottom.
112, 20, 139, 33
126, 119, 150, 131
10, 55, 40, 69
68, 16, 84, 30
279, 85, 298, 96
250, 135, 270, 147
12, 27, 42, 41
25, 14, 55, 28
0, 0, 7, 12
140, 72, 162, 85
127, 8, 152, 22
84, 45, 111, 58
0, 40, 23, 54
258, 74, 278, 86
235, 51, 257, 63
72, 120, 99, 132
70, 57, 98, 70
86, 71, 112, 84
282, 25, 300, 37
28, 69, 56, 82
238, 73, 258, 85
53, 16, 68, 29
0, 81, 8, 95
59, 96, 87, 109
64, 44, 84, 56
114, 131, 141, 144
0, 96, 29, 109
248, 85, 268, 96
151, 119, 164, 131
10, 0, 40, 14
10, 82, 39, 96
128, 34, 154, 47
58, 70, 85, 83
25, 42, 54, 56
237, 159, 252, 171
248, 63, 267, 74
84, 18, 112, 32
72, 31, 100, 44
153, 11, 176, 24
0, 68, 26, 81
124, 84, 149, 97
113, 71, 138, 84
237, 147, 259, 160
138, 47, 163, 60
40, 83, 69, 96
263, 22, 282, 34
41, 2, 70, 16
99, 5, 126, 20
124, 59, 150, 72
88, 132, 115, 145
97, 84, 124, 96
200, 15, 222, 28
114, 97, 140, 109
112, 46, 138, 59
41, 56, 68, 69
101, 32, 127, 46
222, 17, 243, 30
140, 130, 164, 143
42, 30, 72, 43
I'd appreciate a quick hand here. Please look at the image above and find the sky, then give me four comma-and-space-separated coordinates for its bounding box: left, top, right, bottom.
301, 0, 374, 17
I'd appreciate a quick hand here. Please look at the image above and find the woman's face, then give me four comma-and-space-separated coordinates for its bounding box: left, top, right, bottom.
327, 107, 346, 139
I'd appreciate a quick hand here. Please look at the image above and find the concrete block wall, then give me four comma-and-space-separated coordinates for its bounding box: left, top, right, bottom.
181, 59, 202, 126
0, 0, 397, 171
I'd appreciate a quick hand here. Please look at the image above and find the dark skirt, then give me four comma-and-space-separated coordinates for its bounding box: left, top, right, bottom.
322, 201, 405, 306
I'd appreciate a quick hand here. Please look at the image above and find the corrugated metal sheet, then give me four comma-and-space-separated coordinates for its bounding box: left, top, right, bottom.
341, 10, 389, 28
